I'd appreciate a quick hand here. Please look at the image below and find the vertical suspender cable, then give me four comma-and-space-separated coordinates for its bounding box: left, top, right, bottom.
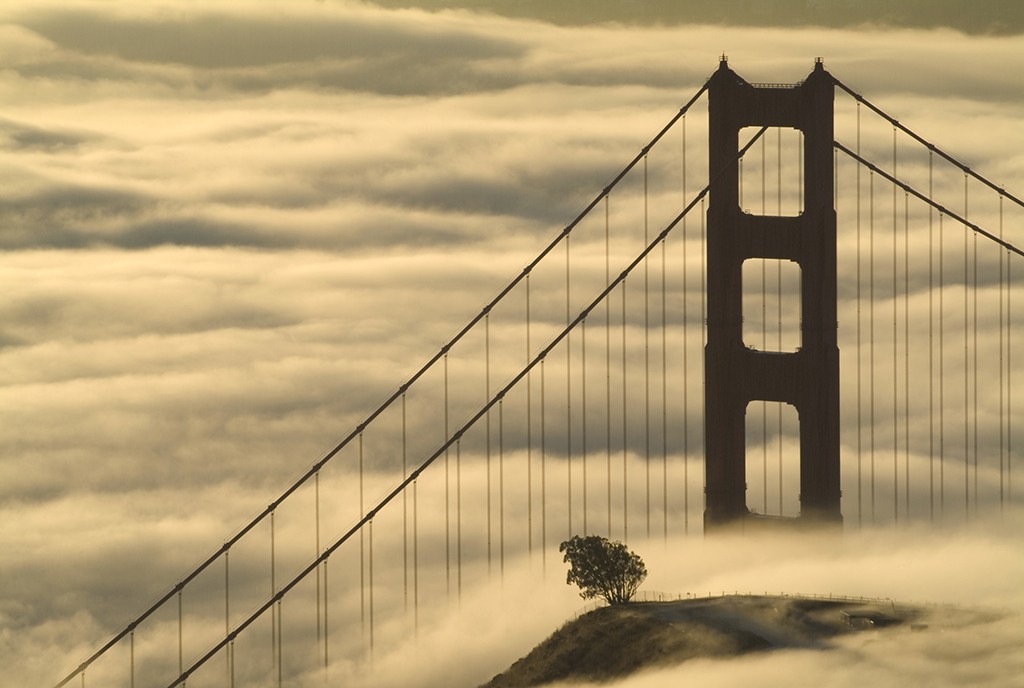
606, 195, 613, 537
315, 472, 321, 645
644, 155, 651, 539
402, 393, 408, 613
939, 213, 946, 519
700, 198, 707, 519
357, 436, 364, 639
271, 508, 277, 674
892, 126, 899, 524
567, 235, 573, 539
971, 177, 979, 515
868, 168, 876, 524
622, 280, 629, 542
456, 438, 463, 599
486, 314, 492, 574
368, 519, 374, 663
1008, 230, 1013, 505
904, 191, 911, 520
276, 597, 282, 688
929, 152, 935, 521
999, 196, 1006, 511
661, 238, 668, 542
870, 169, 877, 524
445, 354, 451, 593
323, 558, 329, 676
499, 398, 505, 576
274, 507, 282, 688
582, 318, 589, 535
177, 589, 183, 678
224, 549, 229, 682
682, 117, 690, 534
130, 629, 134, 688
856, 102, 864, 528
526, 278, 533, 553
682, 187, 690, 533
413, 474, 419, 631
541, 357, 547, 572
964, 175, 971, 520
276, 554, 282, 684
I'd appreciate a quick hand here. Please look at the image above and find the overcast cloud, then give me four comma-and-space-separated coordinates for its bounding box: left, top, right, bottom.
2, 1, 1023, 686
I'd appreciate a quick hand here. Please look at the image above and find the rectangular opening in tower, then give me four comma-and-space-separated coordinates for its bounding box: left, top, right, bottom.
742, 258, 801, 352
744, 401, 801, 517
738, 127, 804, 216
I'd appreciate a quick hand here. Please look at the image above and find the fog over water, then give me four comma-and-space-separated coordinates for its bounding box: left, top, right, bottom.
1, 2, 1023, 686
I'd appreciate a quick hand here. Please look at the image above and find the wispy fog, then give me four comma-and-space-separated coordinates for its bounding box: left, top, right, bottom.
320, 518, 1024, 687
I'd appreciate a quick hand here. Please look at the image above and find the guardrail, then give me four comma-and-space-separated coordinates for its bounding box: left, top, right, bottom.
569, 590, 952, 619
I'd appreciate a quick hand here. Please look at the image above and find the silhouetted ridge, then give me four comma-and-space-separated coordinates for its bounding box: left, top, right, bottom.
482, 595, 921, 687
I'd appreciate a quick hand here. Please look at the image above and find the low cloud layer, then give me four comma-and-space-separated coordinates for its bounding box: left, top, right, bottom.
370, 0, 1024, 35
308, 518, 1024, 688
2, 2, 1023, 686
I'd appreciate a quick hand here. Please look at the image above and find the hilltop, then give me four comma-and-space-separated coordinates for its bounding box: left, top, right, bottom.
481, 594, 922, 687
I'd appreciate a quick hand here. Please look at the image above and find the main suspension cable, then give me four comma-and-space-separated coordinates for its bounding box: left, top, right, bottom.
834, 143, 1024, 258
160, 127, 771, 688
833, 77, 1024, 210
51, 78, 716, 688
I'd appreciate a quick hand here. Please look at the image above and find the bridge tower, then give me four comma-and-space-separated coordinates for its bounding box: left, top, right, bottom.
704, 59, 842, 529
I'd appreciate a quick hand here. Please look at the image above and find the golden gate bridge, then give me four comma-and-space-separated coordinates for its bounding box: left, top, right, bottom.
53, 59, 1022, 688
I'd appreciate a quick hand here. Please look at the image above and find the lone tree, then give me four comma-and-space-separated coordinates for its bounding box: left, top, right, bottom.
559, 535, 647, 605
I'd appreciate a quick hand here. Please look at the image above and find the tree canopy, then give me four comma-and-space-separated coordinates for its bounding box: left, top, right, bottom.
559, 535, 647, 605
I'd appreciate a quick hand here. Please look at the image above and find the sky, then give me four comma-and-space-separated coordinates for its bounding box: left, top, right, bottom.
2, 1, 1023, 686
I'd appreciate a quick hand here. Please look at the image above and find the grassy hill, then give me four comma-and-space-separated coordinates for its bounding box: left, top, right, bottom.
481, 594, 921, 687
